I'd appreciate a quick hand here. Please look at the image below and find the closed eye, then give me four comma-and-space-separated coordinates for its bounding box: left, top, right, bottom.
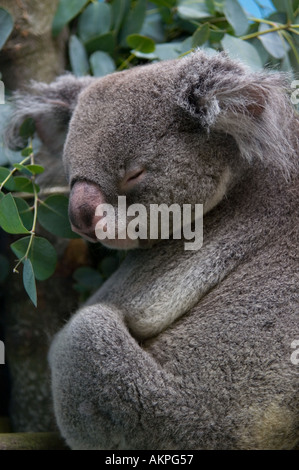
120, 168, 146, 192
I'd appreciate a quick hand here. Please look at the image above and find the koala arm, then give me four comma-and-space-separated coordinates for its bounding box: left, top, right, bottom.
85, 230, 243, 339
49, 303, 187, 450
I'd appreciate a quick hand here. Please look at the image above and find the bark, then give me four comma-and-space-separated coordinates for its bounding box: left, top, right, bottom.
0, 0, 83, 432
0, 432, 69, 450
0, 0, 67, 89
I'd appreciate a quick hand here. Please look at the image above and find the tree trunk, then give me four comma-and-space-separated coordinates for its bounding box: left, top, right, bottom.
0, 0, 84, 432
0, 0, 67, 89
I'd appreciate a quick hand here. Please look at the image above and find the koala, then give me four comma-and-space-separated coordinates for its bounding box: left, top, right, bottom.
7, 50, 299, 449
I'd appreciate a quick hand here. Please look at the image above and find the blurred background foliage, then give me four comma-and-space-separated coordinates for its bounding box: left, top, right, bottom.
58, 0, 299, 74
0, 0, 298, 303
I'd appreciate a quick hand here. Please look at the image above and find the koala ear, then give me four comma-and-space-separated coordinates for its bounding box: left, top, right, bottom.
5, 75, 95, 155
177, 51, 298, 177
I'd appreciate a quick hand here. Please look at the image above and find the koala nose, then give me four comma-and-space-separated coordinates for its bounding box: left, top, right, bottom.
69, 181, 105, 242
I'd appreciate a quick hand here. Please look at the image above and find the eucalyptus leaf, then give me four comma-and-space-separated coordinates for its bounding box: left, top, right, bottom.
223, 0, 249, 37
85, 32, 116, 54
0, 167, 16, 190
177, 1, 211, 20
52, 0, 89, 37
90, 51, 116, 77
13, 176, 39, 194
0, 193, 30, 234
11, 236, 57, 281
78, 2, 111, 43
139, 11, 165, 43
23, 258, 37, 307
127, 34, 155, 53
13, 163, 33, 177
69, 35, 89, 76
149, 0, 176, 6
192, 24, 210, 48
19, 118, 35, 139
120, 0, 147, 47
258, 23, 290, 59
26, 164, 44, 175
111, 0, 130, 33
0, 8, 14, 50
37, 194, 79, 239
14, 197, 34, 231
155, 43, 182, 60
221, 35, 263, 70
271, 0, 295, 21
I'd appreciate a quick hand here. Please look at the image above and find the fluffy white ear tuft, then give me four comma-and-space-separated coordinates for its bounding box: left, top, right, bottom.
5, 74, 95, 155
177, 51, 299, 178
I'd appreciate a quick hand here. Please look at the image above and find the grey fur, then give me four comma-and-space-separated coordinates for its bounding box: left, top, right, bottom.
7, 50, 299, 449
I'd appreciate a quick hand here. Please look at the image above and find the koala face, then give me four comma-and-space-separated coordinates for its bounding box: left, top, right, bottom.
9, 50, 294, 249
64, 61, 238, 248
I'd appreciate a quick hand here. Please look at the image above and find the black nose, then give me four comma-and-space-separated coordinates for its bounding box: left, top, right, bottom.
68, 181, 105, 239
69, 201, 94, 231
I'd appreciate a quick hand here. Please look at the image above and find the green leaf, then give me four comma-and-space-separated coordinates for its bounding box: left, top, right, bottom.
19, 118, 35, 139
85, 32, 116, 54
134, 42, 181, 61
26, 164, 44, 175
272, 0, 295, 21
14, 197, 34, 231
221, 35, 263, 70
0, 8, 14, 50
139, 11, 165, 43
149, 0, 176, 6
37, 194, 78, 239
11, 236, 57, 281
52, 0, 89, 37
258, 23, 290, 59
209, 30, 225, 43
0, 254, 10, 284
21, 147, 33, 157
13, 163, 33, 177
69, 35, 89, 76
155, 43, 181, 60
78, 2, 111, 43
120, 0, 147, 47
177, 1, 211, 20
23, 259, 37, 307
192, 24, 210, 48
0, 193, 30, 234
223, 0, 249, 37
127, 34, 155, 53
0, 167, 16, 190
13, 176, 39, 194
90, 51, 116, 77
111, 0, 130, 33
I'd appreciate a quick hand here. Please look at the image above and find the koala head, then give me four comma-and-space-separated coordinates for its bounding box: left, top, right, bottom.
7, 50, 298, 249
